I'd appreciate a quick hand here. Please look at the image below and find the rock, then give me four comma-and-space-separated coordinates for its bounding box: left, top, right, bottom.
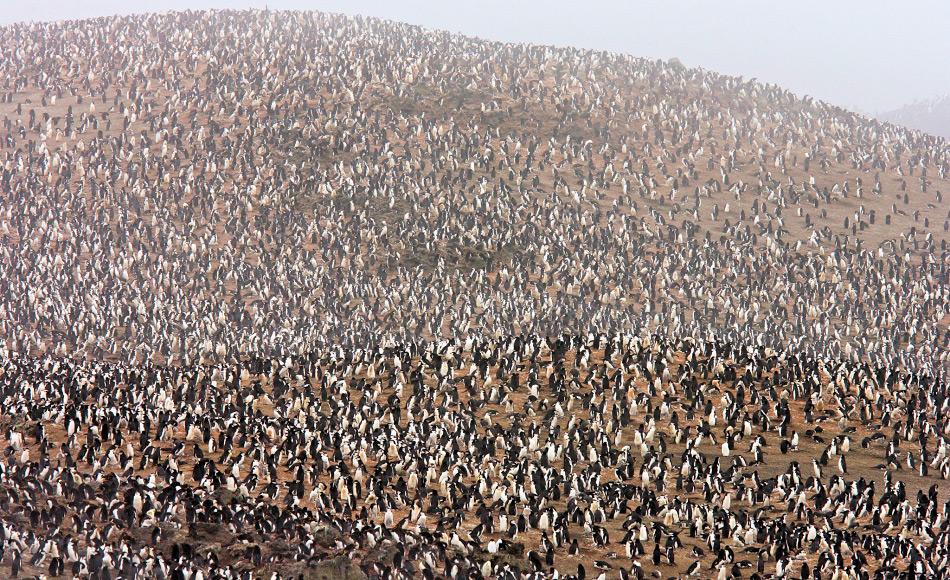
363, 543, 400, 566
502, 541, 524, 556
194, 522, 232, 543
310, 524, 343, 548
304, 556, 367, 580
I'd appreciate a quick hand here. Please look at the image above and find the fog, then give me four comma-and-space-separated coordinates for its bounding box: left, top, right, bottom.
3, 0, 949, 114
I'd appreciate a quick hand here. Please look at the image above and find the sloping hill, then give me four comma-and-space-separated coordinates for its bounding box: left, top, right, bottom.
0, 10, 947, 580
879, 95, 950, 140
0, 10, 946, 370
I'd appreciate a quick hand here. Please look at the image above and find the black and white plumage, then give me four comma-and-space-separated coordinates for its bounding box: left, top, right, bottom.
0, 8, 943, 580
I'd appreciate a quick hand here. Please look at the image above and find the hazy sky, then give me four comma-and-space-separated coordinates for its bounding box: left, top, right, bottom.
3, 1, 948, 114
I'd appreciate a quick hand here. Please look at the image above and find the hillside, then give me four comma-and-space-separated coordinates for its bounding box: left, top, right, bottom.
0, 10, 946, 369
878, 95, 950, 141
0, 9, 947, 579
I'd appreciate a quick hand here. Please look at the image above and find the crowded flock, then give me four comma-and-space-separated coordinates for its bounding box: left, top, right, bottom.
0, 8, 947, 579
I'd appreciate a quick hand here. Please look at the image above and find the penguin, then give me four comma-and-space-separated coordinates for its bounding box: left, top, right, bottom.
0, 10, 944, 580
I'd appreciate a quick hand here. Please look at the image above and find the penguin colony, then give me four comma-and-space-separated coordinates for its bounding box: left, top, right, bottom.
0, 8, 947, 579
